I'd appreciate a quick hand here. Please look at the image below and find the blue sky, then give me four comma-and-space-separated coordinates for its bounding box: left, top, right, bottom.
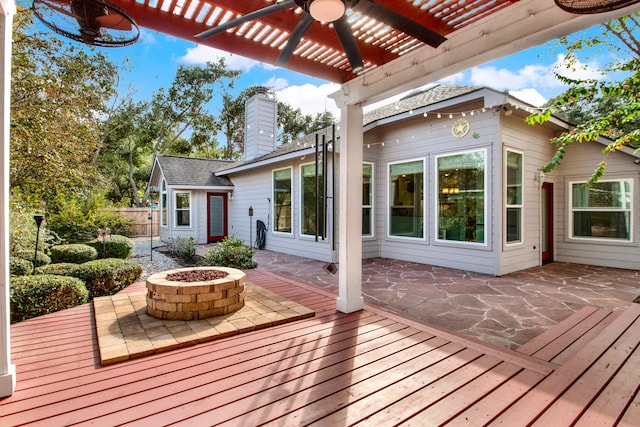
92, 21, 609, 119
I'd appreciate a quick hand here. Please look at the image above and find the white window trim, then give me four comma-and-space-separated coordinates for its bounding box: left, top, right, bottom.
568, 178, 633, 242
505, 148, 524, 246
272, 166, 293, 236
363, 162, 375, 238
434, 148, 488, 247
386, 157, 426, 241
299, 161, 324, 238
174, 191, 192, 228
160, 180, 167, 228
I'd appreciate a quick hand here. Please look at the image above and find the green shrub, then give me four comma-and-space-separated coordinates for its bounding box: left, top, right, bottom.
13, 250, 51, 267
9, 209, 59, 255
10, 275, 89, 323
72, 258, 142, 298
44, 193, 135, 242
50, 244, 98, 264
86, 234, 134, 259
166, 236, 196, 260
9, 257, 33, 276
204, 235, 257, 270
35, 262, 80, 276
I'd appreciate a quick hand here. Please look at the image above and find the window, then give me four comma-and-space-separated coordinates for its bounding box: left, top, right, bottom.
273, 168, 292, 233
437, 149, 486, 243
174, 192, 191, 227
160, 180, 167, 227
506, 150, 523, 244
300, 163, 324, 236
571, 180, 632, 240
363, 163, 374, 236
389, 159, 424, 238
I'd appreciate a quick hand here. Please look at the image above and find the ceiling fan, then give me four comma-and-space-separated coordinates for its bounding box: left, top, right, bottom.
195, 0, 447, 70
32, 0, 140, 47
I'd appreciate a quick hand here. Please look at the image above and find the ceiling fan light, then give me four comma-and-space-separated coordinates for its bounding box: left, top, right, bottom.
309, 0, 345, 22
554, 0, 640, 14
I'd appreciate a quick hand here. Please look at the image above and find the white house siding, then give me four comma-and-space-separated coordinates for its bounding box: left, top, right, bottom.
552, 142, 640, 270
369, 108, 502, 275
497, 115, 559, 275
227, 158, 335, 263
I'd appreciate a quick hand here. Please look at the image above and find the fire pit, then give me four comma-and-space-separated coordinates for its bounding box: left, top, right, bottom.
146, 267, 246, 320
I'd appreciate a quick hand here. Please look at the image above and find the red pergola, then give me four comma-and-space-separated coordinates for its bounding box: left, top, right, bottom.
116, 0, 519, 84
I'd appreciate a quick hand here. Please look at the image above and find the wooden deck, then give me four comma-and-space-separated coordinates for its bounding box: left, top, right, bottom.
1, 269, 639, 426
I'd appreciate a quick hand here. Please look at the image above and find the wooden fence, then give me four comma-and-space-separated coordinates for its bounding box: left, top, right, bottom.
113, 208, 160, 237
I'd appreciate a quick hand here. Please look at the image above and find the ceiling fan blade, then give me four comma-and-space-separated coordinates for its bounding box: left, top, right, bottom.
333, 16, 363, 70
354, 0, 447, 48
195, 0, 295, 39
39, 0, 83, 20
275, 13, 314, 67
97, 13, 133, 31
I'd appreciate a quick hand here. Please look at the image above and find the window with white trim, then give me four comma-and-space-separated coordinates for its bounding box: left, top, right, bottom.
437, 149, 486, 244
174, 192, 191, 227
160, 180, 167, 227
363, 163, 374, 237
300, 162, 324, 237
570, 179, 632, 240
389, 159, 424, 238
273, 168, 292, 233
505, 150, 523, 244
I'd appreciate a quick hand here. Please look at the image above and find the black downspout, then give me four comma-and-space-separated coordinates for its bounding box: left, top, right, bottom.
315, 133, 319, 242
322, 133, 328, 240
331, 124, 336, 252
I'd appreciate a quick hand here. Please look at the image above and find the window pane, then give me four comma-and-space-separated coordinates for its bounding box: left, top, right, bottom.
301, 164, 324, 236
389, 160, 423, 238
363, 164, 372, 205
176, 193, 190, 209
506, 151, 523, 243
571, 181, 632, 240
176, 210, 190, 227
273, 169, 292, 232
506, 207, 521, 243
573, 211, 630, 239
362, 207, 372, 235
438, 151, 485, 243
161, 193, 167, 226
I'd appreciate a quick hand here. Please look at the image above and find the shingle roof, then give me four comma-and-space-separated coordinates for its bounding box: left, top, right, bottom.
363, 84, 484, 125
157, 155, 236, 187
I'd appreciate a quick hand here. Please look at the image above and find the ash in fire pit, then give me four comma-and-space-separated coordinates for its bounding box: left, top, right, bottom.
166, 269, 228, 282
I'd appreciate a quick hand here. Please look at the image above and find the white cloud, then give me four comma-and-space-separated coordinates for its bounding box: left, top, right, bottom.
509, 89, 547, 107
552, 53, 603, 81
263, 77, 289, 91
275, 82, 341, 118
179, 45, 264, 72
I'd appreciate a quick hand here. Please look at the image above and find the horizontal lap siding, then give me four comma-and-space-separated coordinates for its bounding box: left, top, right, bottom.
229, 162, 334, 262
372, 110, 499, 275
498, 117, 558, 275
552, 143, 640, 270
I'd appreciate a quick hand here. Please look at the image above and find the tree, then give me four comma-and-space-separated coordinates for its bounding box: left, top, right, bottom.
98, 61, 241, 206
218, 86, 269, 159
10, 7, 118, 203
528, 13, 640, 184
277, 104, 335, 145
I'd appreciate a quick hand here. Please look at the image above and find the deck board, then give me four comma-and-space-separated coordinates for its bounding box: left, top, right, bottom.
1, 269, 638, 426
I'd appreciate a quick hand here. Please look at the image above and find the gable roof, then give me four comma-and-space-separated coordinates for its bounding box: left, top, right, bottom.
156, 155, 236, 187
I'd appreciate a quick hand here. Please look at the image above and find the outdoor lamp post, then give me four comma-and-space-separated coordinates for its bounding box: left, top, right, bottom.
32, 214, 44, 274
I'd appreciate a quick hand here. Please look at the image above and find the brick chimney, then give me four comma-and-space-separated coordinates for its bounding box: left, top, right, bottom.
244, 87, 277, 162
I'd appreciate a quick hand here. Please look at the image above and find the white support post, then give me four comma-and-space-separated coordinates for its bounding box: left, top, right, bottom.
336, 103, 364, 313
0, 0, 16, 398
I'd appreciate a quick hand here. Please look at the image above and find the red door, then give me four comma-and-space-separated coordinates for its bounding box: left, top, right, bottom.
207, 193, 227, 243
541, 182, 553, 264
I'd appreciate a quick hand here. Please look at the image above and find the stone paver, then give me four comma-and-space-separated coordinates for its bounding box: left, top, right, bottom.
94, 282, 315, 365
211, 246, 640, 349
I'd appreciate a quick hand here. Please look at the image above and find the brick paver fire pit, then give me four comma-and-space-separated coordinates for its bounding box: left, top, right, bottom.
146, 267, 246, 320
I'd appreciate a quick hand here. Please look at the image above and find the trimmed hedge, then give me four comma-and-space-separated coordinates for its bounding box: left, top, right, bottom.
13, 250, 51, 267
9, 257, 33, 276
37, 258, 142, 298
50, 244, 98, 264
204, 235, 257, 270
10, 274, 89, 323
86, 234, 134, 259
